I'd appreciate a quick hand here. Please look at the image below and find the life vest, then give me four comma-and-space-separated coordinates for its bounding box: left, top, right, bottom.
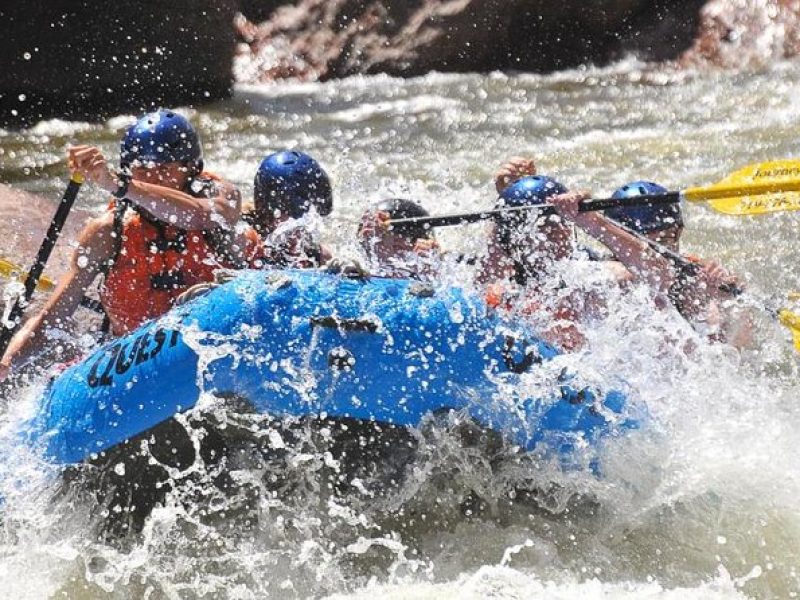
485, 282, 510, 310
100, 173, 246, 336
485, 282, 574, 319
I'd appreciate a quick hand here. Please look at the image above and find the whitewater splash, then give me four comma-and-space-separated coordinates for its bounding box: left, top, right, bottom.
3, 61, 800, 598
0, 260, 796, 599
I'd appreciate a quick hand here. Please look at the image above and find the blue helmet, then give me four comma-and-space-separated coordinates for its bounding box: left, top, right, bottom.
254, 151, 333, 218
120, 109, 203, 171
605, 181, 682, 233
498, 175, 568, 208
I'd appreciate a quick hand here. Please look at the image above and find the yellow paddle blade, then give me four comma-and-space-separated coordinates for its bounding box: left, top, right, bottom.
683, 159, 800, 215
0, 258, 55, 292
778, 309, 800, 352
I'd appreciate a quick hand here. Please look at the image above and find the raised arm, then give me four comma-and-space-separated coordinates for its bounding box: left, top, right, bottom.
123, 178, 241, 231
494, 156, 537, 193
549, 191, 677, 293
68, 145, 241, 231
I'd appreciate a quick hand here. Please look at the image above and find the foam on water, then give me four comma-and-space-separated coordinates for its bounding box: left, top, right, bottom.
325, 564, 752, 600
3, 60, 800, 598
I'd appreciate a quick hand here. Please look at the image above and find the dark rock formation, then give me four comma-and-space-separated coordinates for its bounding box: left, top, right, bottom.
238, 0, 293, 23
4, 0, 800, 127
234, 0, 800, 83
0, 0, 238, 128
679, 0, 800, 68
233, 0, 710, 83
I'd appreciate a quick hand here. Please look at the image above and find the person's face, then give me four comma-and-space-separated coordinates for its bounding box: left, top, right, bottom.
255, 207, 291, 235
361, 230, 417, 263
646, 225, 683, 251
130, 161, 191, 189
531, 215, 573, 257
254, 196, 314, 235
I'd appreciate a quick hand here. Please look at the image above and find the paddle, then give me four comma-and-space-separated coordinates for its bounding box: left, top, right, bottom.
388, 193, 680, 229
0, 258, 56, 292
616, 222, 800, 350
0, 173, 84, 357
778, 311, 800, 352
0, 256, 104, 315
686, 159, 800, 216
388, 159, 800, 229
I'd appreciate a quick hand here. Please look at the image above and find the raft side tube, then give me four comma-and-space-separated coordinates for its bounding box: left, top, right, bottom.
27, 269, 635, 466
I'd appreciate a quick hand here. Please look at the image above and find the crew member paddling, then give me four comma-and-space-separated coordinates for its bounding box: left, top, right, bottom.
480, 175, 682, 350
357, 198, 442, 280
601, 181, 752, 347
0, 109, 244, 378
477, 176, 593, 350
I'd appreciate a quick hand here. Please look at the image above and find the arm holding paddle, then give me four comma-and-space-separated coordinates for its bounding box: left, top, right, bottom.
0, 213, 115, 379
68, 146, 242, 230
558, 192, 742, 299
645, 247, 753, 347
69, 145, 251, 270
549, 191, 752, 346
549, 190, 679, 294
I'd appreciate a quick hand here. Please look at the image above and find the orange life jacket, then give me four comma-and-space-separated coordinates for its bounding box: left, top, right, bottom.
684, 253, 702, 264
99, 173, 248, 336
485, 282, 572, 318
485, 282, 509, 310
484, 282, 584, 351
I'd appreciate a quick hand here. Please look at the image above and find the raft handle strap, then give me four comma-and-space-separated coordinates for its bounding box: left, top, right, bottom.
310, 316, 379, 333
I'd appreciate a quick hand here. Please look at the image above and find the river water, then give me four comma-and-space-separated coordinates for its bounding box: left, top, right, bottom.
1, 59, 800, 598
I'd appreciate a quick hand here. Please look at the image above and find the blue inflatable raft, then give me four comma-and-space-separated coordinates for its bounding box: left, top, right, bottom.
25, 269, 635, 467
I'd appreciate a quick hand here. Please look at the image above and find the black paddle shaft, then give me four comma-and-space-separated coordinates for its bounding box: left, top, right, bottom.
0, 176, 83, 357
614, 221, 743, 297
388, 192, 681, 229
577, 192, 681, 212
